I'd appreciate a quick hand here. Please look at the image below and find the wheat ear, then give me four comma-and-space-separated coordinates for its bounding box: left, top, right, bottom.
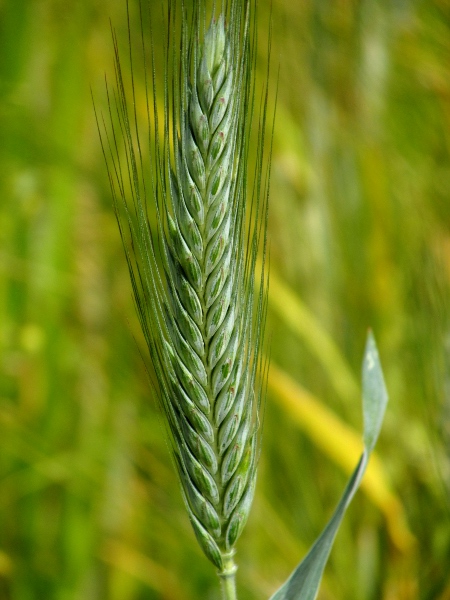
96, 1, 271, 597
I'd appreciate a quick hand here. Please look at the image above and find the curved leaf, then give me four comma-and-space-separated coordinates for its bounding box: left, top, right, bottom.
269, 331, 388, 600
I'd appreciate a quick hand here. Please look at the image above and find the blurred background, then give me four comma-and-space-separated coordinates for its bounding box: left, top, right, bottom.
1, 0, 449, 598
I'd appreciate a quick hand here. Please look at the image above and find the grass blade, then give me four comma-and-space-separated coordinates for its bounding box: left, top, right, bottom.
268, 331, 389, 600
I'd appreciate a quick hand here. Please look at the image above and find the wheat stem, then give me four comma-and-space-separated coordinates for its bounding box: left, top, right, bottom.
219, 553, 238, 600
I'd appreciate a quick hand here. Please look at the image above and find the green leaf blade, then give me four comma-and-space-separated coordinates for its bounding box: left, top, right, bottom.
269, 453, 368, 600
269, 331, 388, 600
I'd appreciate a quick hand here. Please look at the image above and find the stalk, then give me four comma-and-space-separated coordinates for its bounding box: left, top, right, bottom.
219, 553, 238, 600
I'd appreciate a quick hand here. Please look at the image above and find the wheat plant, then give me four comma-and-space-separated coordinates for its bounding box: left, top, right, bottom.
96, 1, 388, 599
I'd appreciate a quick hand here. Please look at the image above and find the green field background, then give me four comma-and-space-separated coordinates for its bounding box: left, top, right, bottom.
1, 0, 449, 598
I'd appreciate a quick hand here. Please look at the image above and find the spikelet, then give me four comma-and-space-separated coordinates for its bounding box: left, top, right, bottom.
97, 0, 271, 581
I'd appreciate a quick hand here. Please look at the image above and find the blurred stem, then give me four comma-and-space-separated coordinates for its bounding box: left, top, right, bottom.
219, 553, 238, 600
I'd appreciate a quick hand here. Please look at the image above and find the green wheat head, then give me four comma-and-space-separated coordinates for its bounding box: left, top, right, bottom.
97, 0, 271, 583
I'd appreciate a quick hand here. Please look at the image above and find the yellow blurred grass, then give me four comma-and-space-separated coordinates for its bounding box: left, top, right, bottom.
260, 262, 360, 406
267, 361, 415, 554
260, 261, 415, 552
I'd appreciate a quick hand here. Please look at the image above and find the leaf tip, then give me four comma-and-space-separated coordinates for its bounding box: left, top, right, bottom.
362, 330, 388, 452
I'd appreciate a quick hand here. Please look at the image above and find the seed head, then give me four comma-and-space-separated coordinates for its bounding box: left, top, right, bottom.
99, 0, 271, 578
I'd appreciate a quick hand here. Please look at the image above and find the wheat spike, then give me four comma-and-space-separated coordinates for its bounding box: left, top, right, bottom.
97, 0, 271, 593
